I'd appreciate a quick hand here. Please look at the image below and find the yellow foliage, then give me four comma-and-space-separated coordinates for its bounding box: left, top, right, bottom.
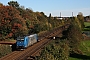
75, 17, 82, 29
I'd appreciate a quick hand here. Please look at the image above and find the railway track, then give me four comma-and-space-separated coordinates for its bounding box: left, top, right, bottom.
0, 39, 51, 60
0, 51, 21, 60
29, 27, 64, 60
0, 24, 70, 60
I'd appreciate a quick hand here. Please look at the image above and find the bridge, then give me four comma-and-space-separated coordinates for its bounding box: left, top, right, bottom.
0, 41, 16, 45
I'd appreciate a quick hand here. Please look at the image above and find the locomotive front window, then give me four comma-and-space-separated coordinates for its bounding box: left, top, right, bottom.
17, 37, 24, 41
21, 39, 24, 40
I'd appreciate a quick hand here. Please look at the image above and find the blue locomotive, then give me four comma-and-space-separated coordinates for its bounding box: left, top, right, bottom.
16, 34, 38, 50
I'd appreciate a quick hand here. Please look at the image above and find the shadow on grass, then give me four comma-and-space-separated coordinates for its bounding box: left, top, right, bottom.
70, 53, 90, 60
85, 26, 90, 28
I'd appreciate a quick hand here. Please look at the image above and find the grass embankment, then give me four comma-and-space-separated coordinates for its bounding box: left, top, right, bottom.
83, 22, 90, 31
81, 22, 90, 56
69, 40, 90, 60
79, 40, 90, 56
84, 22, 90, 27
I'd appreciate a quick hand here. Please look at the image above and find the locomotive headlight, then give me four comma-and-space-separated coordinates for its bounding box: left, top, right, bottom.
9, 45, 12, 47
25, 46, 27, 47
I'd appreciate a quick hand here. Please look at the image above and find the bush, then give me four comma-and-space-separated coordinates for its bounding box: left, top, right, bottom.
36, 40, 69, 60
0, 45, 12, 58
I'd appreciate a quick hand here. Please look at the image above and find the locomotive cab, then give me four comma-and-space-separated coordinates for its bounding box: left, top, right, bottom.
16, 34, 38, 50
16, 37, 28, 50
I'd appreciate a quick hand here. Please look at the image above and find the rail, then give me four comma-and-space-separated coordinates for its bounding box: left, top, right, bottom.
0, 24, 70, 60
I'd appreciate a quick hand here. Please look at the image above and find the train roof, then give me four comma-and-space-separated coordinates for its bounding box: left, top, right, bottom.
17, 36, 28, 38
28, 35, 34, 37
17, 34, 37, 39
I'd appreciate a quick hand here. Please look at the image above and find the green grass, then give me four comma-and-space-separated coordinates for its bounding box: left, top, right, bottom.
79, 40, 90, 56
83, 22, 90, 31
83, 28, 90, 31
84, 21, 90, 31
78, 22, 90, 60
69, 40, 90, 60
84, 22, 90, 27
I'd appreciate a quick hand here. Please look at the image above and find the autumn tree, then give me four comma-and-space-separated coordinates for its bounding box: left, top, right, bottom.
0, 6, 28, 40
77, 12, 84, 30
73, 17, 81, 30
0, 2, 3, 7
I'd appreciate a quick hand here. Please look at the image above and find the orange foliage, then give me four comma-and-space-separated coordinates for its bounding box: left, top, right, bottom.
7, 33, 13, 38
30, 25, 34, 29
0, 5, 27, 39
12, 23, 22, 29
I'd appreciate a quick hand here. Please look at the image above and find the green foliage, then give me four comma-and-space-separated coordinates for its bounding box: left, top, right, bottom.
77, 12, 84, 30
37, 40, 69, 60
8, 1, 19, 8
25, 19, 31, 28
67, 17, 90, 60
74, 17, 82, 30
0, 45, 12, 58
79, 40, 90, 56
29, 24, 40, 34
67, 23, 83, 53
68, 40, 90, 60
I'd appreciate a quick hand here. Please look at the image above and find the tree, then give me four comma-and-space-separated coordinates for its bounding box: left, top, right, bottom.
0, 3, 3, 7
8, 1, 19, 8
28, 24, 40, 34
0, 6, 28, 40
77, 12, 84, 30
66, 22, 83, 54
74, 17, 82, 29
78, 12, 83, 16
37, 40, 69, 60
48, 13, 52, 22
49, 13, 51, 18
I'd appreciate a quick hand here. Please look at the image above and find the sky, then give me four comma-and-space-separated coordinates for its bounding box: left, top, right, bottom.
0, 0, 90, 17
